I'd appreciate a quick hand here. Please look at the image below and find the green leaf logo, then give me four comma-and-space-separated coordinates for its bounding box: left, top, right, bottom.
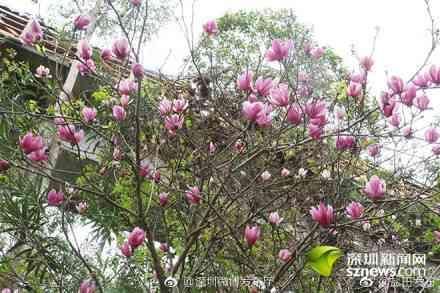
306, 245, 343, 277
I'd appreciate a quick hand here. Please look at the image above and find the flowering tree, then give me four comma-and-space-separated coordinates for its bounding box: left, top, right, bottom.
1, 1, 440, 292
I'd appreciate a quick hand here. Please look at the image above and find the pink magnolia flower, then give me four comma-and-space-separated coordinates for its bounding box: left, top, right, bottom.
402, 126, 413, 138
234, 140, 246, 153
20, 18, 43, 45
120, 95, 130, 107
255, 77, 273, 97
346, 202, 364, 219
350, 71, 366, 84
425, 127, 439, 144
20, 132, 44, 154
247, 94, 258, 102
128, 227, 145, 248
379, 92, 397, 117
118, 79, 137, 96
185, 186, 202, 205
76, 202, 88, 214
100, 48, 112, 61
113, 147, 123, 161
281, 168, 290, 177
172, 98, 188, 113
27, 148, 48, 162
74, 15, 91, 30
1, 289, 12, 293
335, 135, 356, 151
401, 84, 417, 106
367, 144, 381, 157
112, 38, 130, 60
244, 225, 261, 246
158, 98, 173, 116
364, 175, 386, 200
334, 105, 346, 121
113, 105, 126, 121
120, 241, 133, 257
79, 280, 96, 293
209, 142, 216, 154
47, 189, 64, 206
77, 39, 92, 60
278, 249, 292, 262
132, 63, 144, 79
237, 71, 253, 91
139, 162, 152, 178
308, 124, 323, 140
287, 104, 302, 125
414, 94, 430, 111
269, 83, 290, 107
159, 192, 169, 206
203, 20, 218, 36
310, 202, 334, 227
388, 113, 400, 128
268, 212, 283, 225
346, 81, 362, 97
153, 170, 161, 183
432, 145, 440, 156
253, 104, 273, 128
434, 231, 440, 242
77, 59, 96, 76
310, 46, 325, 59
164, 114, 184, 135
261, 171, 271, 181
58, 125, 84, 144
387, 76, 404, 95
35, 65, 51, 78
242, 101, 264, 122
265, 39, 293, 62
0, 159, 10, 172
130, 0, 142, 6
413, 71, 431, 88
159, 242, 169, 252
429, 65, 440, 85
305, 100, 327, 126
360, 56, 374, 71
81, 107, 97, 123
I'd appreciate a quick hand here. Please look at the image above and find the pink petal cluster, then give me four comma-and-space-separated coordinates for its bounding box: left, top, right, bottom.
346, 202, 364, 219
113, 105, 126, 121
20, 132, 48, 162
128, 227, 146, 249
101, 48, 113, 61
400, 84, 417, 106
0, 160, 10, 172
287, 104, 303, 125
244, 225, 261, 246
265, 39, 293, 62
379, 91, 397, 118
164, 114, 184, 135
203, 20, 218, 36
35, 65, 51, 78
254, 77, 273, 97
185, 186, 202, 205
346, 81, 362, 97
367, 144, 381, 157
360, 56, 374, 71
364, 175, 386, 200
77, 59, 96, 76
268, 83, 290, 107
112, 38, 130, 60
268, 212, 283, 226
74, 15, 91, 30
237, 71, 253, 91
310, 46, 325, 59
47, 189, 64, 206
158, 97, 188, 135
159, 192, 169, 206
20, 18, 43, 45
58, 124, 84, 145
387, 76, 404, 95
425, 127, 439, 144
310, 202, 334, 227
131, 63, 144, 79
118, 79, 137, 96
242, 101, 273, 127
81, 107, 97, 124
278, 249, 292, 262
335, 135, 356, 151
79, 280, 96, 293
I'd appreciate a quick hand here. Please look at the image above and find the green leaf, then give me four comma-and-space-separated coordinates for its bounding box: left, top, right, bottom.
306, 245, 343, 277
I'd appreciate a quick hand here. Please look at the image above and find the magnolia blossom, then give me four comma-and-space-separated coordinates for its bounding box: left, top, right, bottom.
20, 132, 44, 154
79, 280, 96, 293
112, 38, 130, 60
244, 225, 261, 246
379, 92, 397, 117
58, 124, 84, 144
286, 104, 302, 125
0, 160, 10, 172
265, 39, 293, 61
242, 101, 273, 127
203, 20, 218, 36
113, 105, 126, 121
100, 48, 112, 61
364, 175, 386, 200
118, 79, 137, 96
47, 189, 64, 206
120, 241, 133, 257
234, 140, 246, 153
278, 249, 292, 262
159, 192, 169, 206
429, 65, 440, 85
158, 98, 173, 116
414, 94, 430, 111
128, 227, 145, 248
20, 18, 43, 45
310, 202, 334, 227
237, 71, 253, 91
209, 142, 216, 154
346, 81, 362, 97
425, 127, 439, 144
255, 77, 273, 97
308, 124, 323, 140
81, 107, 97, 123
402, 126, 413, 138
164, 114, 184, 135
310, 46, 325, 59
139, 162, 152, 178
367, 144, 381, 157
131, 63, 144, 79
400, 84, 417, 106
387, 76, 404, 95
185, 186, 202, 205
269, 83, 290, 107
281, 168, 290, 177
77, 39, 92, 60
305, 100, 327, 126
268, 212, 283, 225
172, 98, 188, 113
360, 56, 374, 71
346, 202, 364, 219
432, 145, 440, 156
35, 65, 51, 78
261, 171, 271, 181
27, 148, 48, 162
350, 71, 366, 84
413, 71, 431, 88
388, 113, 400, 128
335, 135, 356, 151
73, 15, 90, 30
